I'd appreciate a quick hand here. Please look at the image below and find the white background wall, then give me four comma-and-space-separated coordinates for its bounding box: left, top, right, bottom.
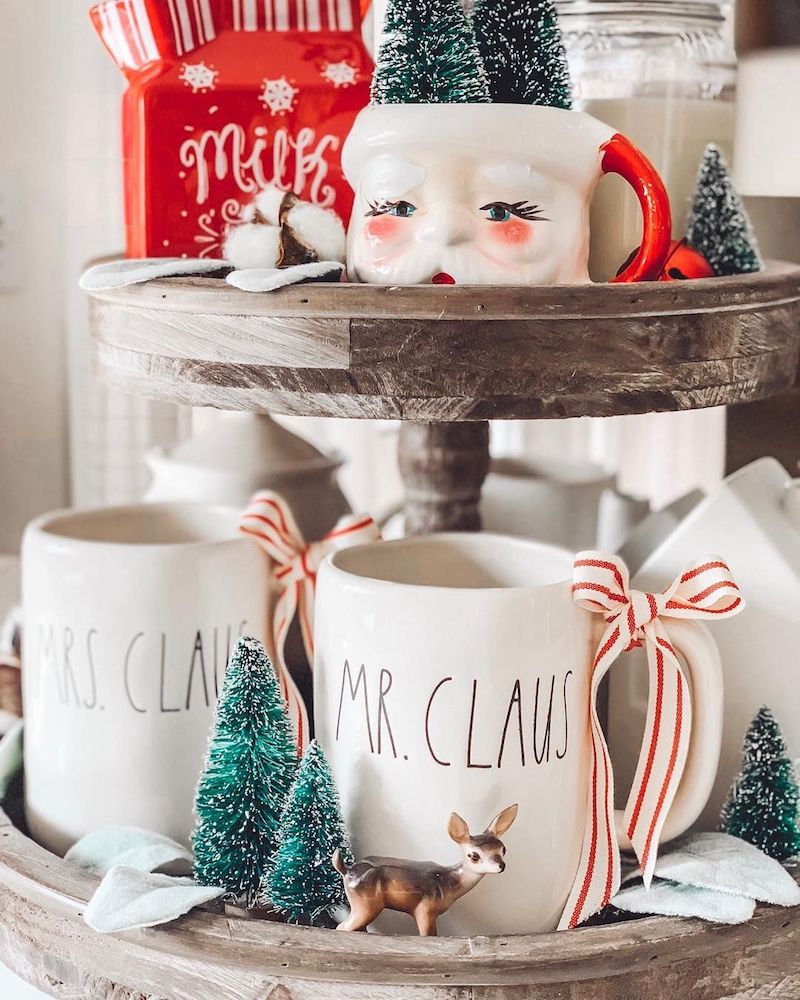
0, 1, 72, 553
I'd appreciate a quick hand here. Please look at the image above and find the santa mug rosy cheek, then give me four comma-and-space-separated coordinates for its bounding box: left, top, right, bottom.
342, 105, 672, 286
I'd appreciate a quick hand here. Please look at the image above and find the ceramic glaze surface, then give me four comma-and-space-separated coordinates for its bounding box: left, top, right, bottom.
22, 504, 269, 853
144, 414, 350, 540
314, 534, 722, 934
610, 458, 800, 833
342, 105, 669, 286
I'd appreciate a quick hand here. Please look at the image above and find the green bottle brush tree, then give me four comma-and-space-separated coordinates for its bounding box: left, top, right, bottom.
687, 144, 763, 277
371, 0, 491, 104
266, 740, 353, 924
193, 636, 298, 906
721, 706, 800, 862
472, 0, 572, 108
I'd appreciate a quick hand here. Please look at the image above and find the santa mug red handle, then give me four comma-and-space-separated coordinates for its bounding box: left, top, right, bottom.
602, 134, 672, 284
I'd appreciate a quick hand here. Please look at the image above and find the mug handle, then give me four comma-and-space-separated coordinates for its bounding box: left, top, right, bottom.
601, 133, 672, 284
614, 618, 723, 850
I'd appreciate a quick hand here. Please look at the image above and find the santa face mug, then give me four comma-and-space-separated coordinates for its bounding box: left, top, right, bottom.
342, 105, 671, 285
314, 534, 741, 935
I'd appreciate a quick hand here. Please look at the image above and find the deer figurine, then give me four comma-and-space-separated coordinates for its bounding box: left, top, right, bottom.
332, 804, 518, 936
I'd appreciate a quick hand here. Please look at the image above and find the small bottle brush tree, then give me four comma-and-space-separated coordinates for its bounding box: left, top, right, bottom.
686, 144, 762, 276
371, 0, 491, 104
265, 740, 353, 924
721, 706, 800, 862
473, 0, 572, 108
193, 637, 298, 906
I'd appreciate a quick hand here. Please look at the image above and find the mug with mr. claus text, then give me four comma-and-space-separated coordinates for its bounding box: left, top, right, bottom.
314, 534, 724, 935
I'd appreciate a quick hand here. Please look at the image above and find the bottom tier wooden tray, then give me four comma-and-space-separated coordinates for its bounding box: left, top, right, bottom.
2, 806, 799, 1000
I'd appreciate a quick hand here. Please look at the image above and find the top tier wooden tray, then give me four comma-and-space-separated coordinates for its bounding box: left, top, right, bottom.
2, 803, 800, 1000
89, 262, 800, 422
88, 263, 800, 533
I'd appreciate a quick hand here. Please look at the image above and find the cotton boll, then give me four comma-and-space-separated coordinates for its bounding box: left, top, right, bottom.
253, 185, 288, 226
285, 202, 346, 263
223, 223, 281, 270
239, 202, 257, 223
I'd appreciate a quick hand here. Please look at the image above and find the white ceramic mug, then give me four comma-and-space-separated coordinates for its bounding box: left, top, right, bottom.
314, 534, 724, 935
22, 503, 269, 854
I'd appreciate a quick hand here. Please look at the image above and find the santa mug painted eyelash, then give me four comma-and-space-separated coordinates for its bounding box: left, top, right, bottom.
342, 104, 672, 286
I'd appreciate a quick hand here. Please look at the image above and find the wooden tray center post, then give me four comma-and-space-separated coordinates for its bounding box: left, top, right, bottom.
398, 421, 490, 534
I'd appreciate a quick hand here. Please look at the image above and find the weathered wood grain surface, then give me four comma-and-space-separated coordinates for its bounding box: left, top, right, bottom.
2, 807, 800, 999
399, 422, 490, 533
88, 263, 800, 421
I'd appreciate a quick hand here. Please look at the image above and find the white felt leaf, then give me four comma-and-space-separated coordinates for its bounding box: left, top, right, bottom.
79, 258, 231, 291
0, 719, 23, 799
65, 826, 193, 876
226, 261, 344, 292
655, 832, 800, 907
612, 879, 756, 925
85, 867, 224, 933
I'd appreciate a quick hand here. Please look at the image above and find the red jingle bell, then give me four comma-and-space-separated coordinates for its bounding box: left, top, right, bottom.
658, 239, 715, 281
617, 238, 715, 282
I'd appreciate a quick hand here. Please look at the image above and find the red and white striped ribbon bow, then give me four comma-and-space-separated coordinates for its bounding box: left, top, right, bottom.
240, 491, 380, 755
559, 552, 743, 930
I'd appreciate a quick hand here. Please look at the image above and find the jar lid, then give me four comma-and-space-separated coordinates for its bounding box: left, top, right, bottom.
556, 0, 728, 22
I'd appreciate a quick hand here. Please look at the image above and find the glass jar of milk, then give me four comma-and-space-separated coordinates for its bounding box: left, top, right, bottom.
557, 1, 736, 279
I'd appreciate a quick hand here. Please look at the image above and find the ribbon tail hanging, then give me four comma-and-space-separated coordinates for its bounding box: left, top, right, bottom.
557, 622, 622, 930
623, 622, 692, 887
270, 579, 311, 756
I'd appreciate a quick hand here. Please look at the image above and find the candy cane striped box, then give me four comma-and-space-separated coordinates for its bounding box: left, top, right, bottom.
91, 0, 372, 257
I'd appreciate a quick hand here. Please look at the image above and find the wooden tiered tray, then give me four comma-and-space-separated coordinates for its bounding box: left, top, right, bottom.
2, 803, 800, 1000
25, 262, 795, 1000
88, 263, 800, 532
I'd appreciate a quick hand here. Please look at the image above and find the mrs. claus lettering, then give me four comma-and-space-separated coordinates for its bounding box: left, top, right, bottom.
335, 661, 574, 769
36, 620, 248, 714
179, 124, 340, 208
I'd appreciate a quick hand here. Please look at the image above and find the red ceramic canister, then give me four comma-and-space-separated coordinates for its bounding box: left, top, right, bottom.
91, 0, 372, 257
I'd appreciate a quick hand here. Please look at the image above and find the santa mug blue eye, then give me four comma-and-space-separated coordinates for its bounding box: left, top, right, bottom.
390, 200, 417, 218
366, 199, 417, 218
480, 201, 548, 223
484, 204, 511, 223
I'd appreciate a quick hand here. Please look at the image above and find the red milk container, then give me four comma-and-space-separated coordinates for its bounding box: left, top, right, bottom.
90, 0, 373, 258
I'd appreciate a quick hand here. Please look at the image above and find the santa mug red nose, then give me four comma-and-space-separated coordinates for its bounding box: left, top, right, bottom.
342, 104, 671, 286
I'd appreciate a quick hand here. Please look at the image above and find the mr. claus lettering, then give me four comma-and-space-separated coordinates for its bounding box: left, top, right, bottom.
335, 660, 574, 769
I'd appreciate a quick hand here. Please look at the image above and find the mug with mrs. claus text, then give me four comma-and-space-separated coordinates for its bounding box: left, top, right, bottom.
22, 503, 269, 854
314, 534, 724, 935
